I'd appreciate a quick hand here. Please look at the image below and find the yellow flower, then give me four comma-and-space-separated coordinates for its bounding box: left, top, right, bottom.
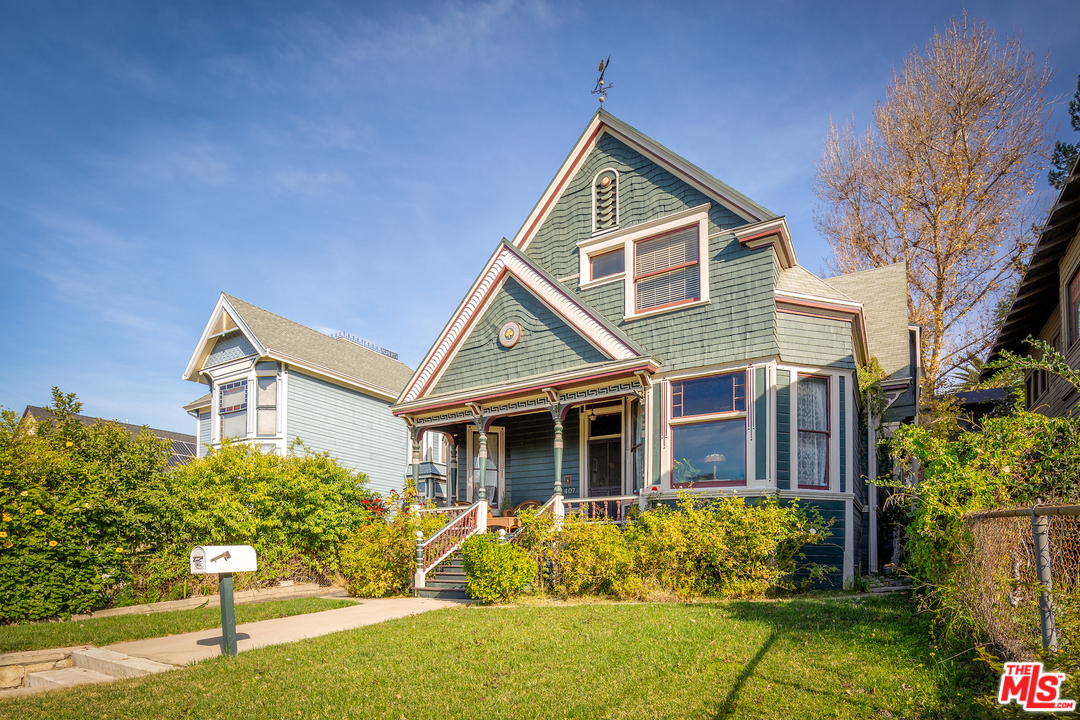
0, 532, 6, 538
65, 441, 73, 447
2, 513, 9, 521
35, 509, 44, 516
84, 503, 91, 509
20, 490, 28, 496
48, 540, 57, 547
3, 542, 11, 549
115, 547, 123, 553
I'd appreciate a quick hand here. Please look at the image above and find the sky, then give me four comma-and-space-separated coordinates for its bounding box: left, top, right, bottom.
1, 0, 1078, 434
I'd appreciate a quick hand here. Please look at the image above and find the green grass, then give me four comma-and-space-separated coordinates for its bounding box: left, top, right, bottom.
0, 597, 356, 653
0, 594, 989, 719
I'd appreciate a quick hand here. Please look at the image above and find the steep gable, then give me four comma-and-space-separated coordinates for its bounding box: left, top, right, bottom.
430, 276, 610, 396
827, 263, 910, 379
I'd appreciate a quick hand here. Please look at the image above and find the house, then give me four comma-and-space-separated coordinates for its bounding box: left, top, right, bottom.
986, 156, 1080, 416
20, 406, 197, 468
182, 293, 415, 495
391, 110, 919, 586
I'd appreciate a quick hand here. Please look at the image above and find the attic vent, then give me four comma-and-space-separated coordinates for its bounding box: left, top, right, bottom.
594, 169, 618, 232
329, 332, 399, 360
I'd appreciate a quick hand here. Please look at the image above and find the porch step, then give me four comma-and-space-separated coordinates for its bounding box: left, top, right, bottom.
417, 551, 471, 600
416, 587, 471, 600
26, 667, 114, 689
72, 647, 174, 678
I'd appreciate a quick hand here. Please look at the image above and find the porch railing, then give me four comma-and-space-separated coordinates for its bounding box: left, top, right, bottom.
412, 505, 470, 522
507, 495, 561, 545
562, 495, 638, 524
414, 500, 487, 590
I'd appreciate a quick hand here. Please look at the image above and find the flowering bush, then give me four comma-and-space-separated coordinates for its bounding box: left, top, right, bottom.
461, 533, 535, 604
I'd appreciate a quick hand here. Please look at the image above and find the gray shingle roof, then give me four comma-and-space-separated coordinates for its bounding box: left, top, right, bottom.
776, 265, 852, 300
224, 294, 415, 396
183, 393, 211, 411
825, 263, 911, 379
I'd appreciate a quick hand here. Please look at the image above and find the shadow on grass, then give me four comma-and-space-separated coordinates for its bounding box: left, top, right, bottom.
711, 626, 780, 719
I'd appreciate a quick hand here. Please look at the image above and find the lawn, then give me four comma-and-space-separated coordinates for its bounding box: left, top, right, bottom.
0, 594, 985, 719
0, 597, 356, 653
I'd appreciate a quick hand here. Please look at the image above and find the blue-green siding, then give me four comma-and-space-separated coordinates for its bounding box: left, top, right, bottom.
776, 314, 855, 370
431, 276, 608, 396
206, 331, 256, 367
526, 134, 778, 373
496, 409, 580, 506
840, 376, 846, 493
789, 498, 846, 588
776, 370, 790, 489
755, 367, 767, 480
286, 370, 408, 495
197, 410, 211, 457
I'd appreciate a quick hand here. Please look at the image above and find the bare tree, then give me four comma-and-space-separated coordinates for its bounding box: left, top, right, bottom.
814, 15, 1054, 396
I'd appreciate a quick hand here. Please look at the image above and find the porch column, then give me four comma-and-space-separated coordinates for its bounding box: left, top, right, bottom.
553, 416, 564, 497
410, 427, 421, 495
476, 428, 488, 503
451, 441, 459, 502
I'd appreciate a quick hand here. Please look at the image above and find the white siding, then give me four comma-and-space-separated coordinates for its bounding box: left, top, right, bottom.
286, 371, 409, 496
198, 411, 212, 458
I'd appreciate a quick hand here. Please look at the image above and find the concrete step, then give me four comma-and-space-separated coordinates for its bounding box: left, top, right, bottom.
27, 667, 114, 689
425, 580, 467, 590
416, 587, 470, 601
73, 647, 175, 678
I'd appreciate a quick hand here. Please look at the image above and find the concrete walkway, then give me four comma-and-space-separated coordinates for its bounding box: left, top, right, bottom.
105, 597, 463, 666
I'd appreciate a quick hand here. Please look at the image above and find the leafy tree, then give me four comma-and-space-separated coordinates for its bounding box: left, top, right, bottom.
1048, 72, 1080, 189
814, 15, 1055, 396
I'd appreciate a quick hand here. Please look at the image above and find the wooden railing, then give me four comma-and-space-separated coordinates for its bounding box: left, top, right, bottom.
414, 500, 486, 590
562, 495, 638, 524
413, 505, 469, 522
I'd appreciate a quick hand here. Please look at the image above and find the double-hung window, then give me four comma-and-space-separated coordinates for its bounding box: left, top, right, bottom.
256, 375, 277, 436
635, 225, 700, 313
219, 380, 248, 440
669, 372, 746, 487
797, 375, 829, 488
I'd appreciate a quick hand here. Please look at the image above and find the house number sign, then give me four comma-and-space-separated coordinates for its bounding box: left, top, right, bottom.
498, 321, 521, 348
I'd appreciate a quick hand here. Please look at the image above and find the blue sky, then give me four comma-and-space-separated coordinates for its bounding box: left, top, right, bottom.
1, 0, 1078, 434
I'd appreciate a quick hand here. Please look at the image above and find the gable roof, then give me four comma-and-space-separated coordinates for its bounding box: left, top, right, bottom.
776, 265, 852, 300
512, 110, 797, 267
183, 294, 415, 401
826, 263, 911, 379
396, 240, 647, 406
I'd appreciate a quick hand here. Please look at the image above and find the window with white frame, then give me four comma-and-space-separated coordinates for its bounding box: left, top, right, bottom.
669, 371, 746, 487
635, 225, 700, 312
219, 380, 248, 439
256, 375, 277, 436
591, 247, 624, 280
797, 375, 829, 488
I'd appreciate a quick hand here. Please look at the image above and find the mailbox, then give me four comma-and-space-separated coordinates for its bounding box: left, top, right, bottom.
189, 545, 257, 574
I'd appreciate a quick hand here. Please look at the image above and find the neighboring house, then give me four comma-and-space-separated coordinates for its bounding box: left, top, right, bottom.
21, 406, 197, 468
410, 432, 450, 504
182, 294, 415, 495
391, 110, 919, 585
987, 157, 1080, 417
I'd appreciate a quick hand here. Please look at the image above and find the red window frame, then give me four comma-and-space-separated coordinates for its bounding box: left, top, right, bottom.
668, 371, 748, 489
633, 225, 700, 314
796, 374, 830, 490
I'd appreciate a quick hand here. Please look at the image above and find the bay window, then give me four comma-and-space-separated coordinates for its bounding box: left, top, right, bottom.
256, 375, 277, 436
797, 375, 829, 488
219, 380, 248, 439
669, 371, 746, 487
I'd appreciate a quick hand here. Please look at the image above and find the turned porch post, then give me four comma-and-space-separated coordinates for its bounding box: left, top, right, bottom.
410, 426, 421, 494
476, 428, 488, 503
553, 416, 564, 498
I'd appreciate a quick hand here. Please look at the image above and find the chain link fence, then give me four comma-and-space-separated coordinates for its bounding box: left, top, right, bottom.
962, 505, 1080, 659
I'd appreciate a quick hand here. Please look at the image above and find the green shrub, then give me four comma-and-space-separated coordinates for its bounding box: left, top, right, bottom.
551, 515, 628, 597
461, 533, 535, 604
0, 390, 172, 620
338, 499, 445, 598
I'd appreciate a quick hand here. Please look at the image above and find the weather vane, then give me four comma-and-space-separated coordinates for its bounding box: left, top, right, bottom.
592, 56, 613, 106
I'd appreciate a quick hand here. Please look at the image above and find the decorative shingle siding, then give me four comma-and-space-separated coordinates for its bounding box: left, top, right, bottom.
205, 331, 256, 367
840, 375, 846, 493
431, 276, 609, 397
286, 371, 408, 495
197, 410, 211, 457
525, 134, 778, 373
496, 409, 580, 507
755, 367, 767, 480
776, 313, 855, 370
776, 370, 790, 489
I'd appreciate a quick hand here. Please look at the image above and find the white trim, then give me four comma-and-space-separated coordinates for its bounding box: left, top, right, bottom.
731, 216, 798, 269
399, 243, 643, 404
868, 409, 878, 573
183, 295, 268, 382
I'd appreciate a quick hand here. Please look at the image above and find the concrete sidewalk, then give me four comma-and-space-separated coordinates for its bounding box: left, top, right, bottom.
105, 597, 463, 666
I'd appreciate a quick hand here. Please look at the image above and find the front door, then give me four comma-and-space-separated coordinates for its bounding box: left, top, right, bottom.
587, 410, 622, 497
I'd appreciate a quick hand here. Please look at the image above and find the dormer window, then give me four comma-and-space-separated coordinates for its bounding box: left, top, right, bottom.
594, 169, 618, 232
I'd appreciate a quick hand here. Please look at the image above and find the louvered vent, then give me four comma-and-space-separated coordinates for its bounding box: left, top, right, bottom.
595, 170, 618, 231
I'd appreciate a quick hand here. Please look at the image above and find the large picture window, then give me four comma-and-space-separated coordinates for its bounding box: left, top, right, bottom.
797, 375, 829, 488
219, 380, 248, 440
635, 225, 700, 312
670, 371, 746, 487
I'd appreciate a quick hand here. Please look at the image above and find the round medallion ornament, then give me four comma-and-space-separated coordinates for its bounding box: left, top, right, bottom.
498, 321, 522, 348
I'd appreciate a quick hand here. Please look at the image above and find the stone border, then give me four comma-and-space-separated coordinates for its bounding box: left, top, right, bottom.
0, 647, 79, 690
75, 582, 335, 620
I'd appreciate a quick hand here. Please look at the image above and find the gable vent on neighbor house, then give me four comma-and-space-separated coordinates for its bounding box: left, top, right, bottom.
330, 332, 399, 360
594, 169, 619, 232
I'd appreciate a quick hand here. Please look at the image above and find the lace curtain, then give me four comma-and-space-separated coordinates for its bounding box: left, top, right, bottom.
797, 376, 828, 486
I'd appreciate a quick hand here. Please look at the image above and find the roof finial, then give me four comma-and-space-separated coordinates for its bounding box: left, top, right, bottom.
592, 55, 613, 107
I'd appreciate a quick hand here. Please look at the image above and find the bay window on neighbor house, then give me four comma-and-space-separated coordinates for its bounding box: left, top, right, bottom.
797, 375, 829, 488
669, 371, 747, 487
256, 374, 277, 436
635, 225, 700, 313
219, 380, 248, 439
